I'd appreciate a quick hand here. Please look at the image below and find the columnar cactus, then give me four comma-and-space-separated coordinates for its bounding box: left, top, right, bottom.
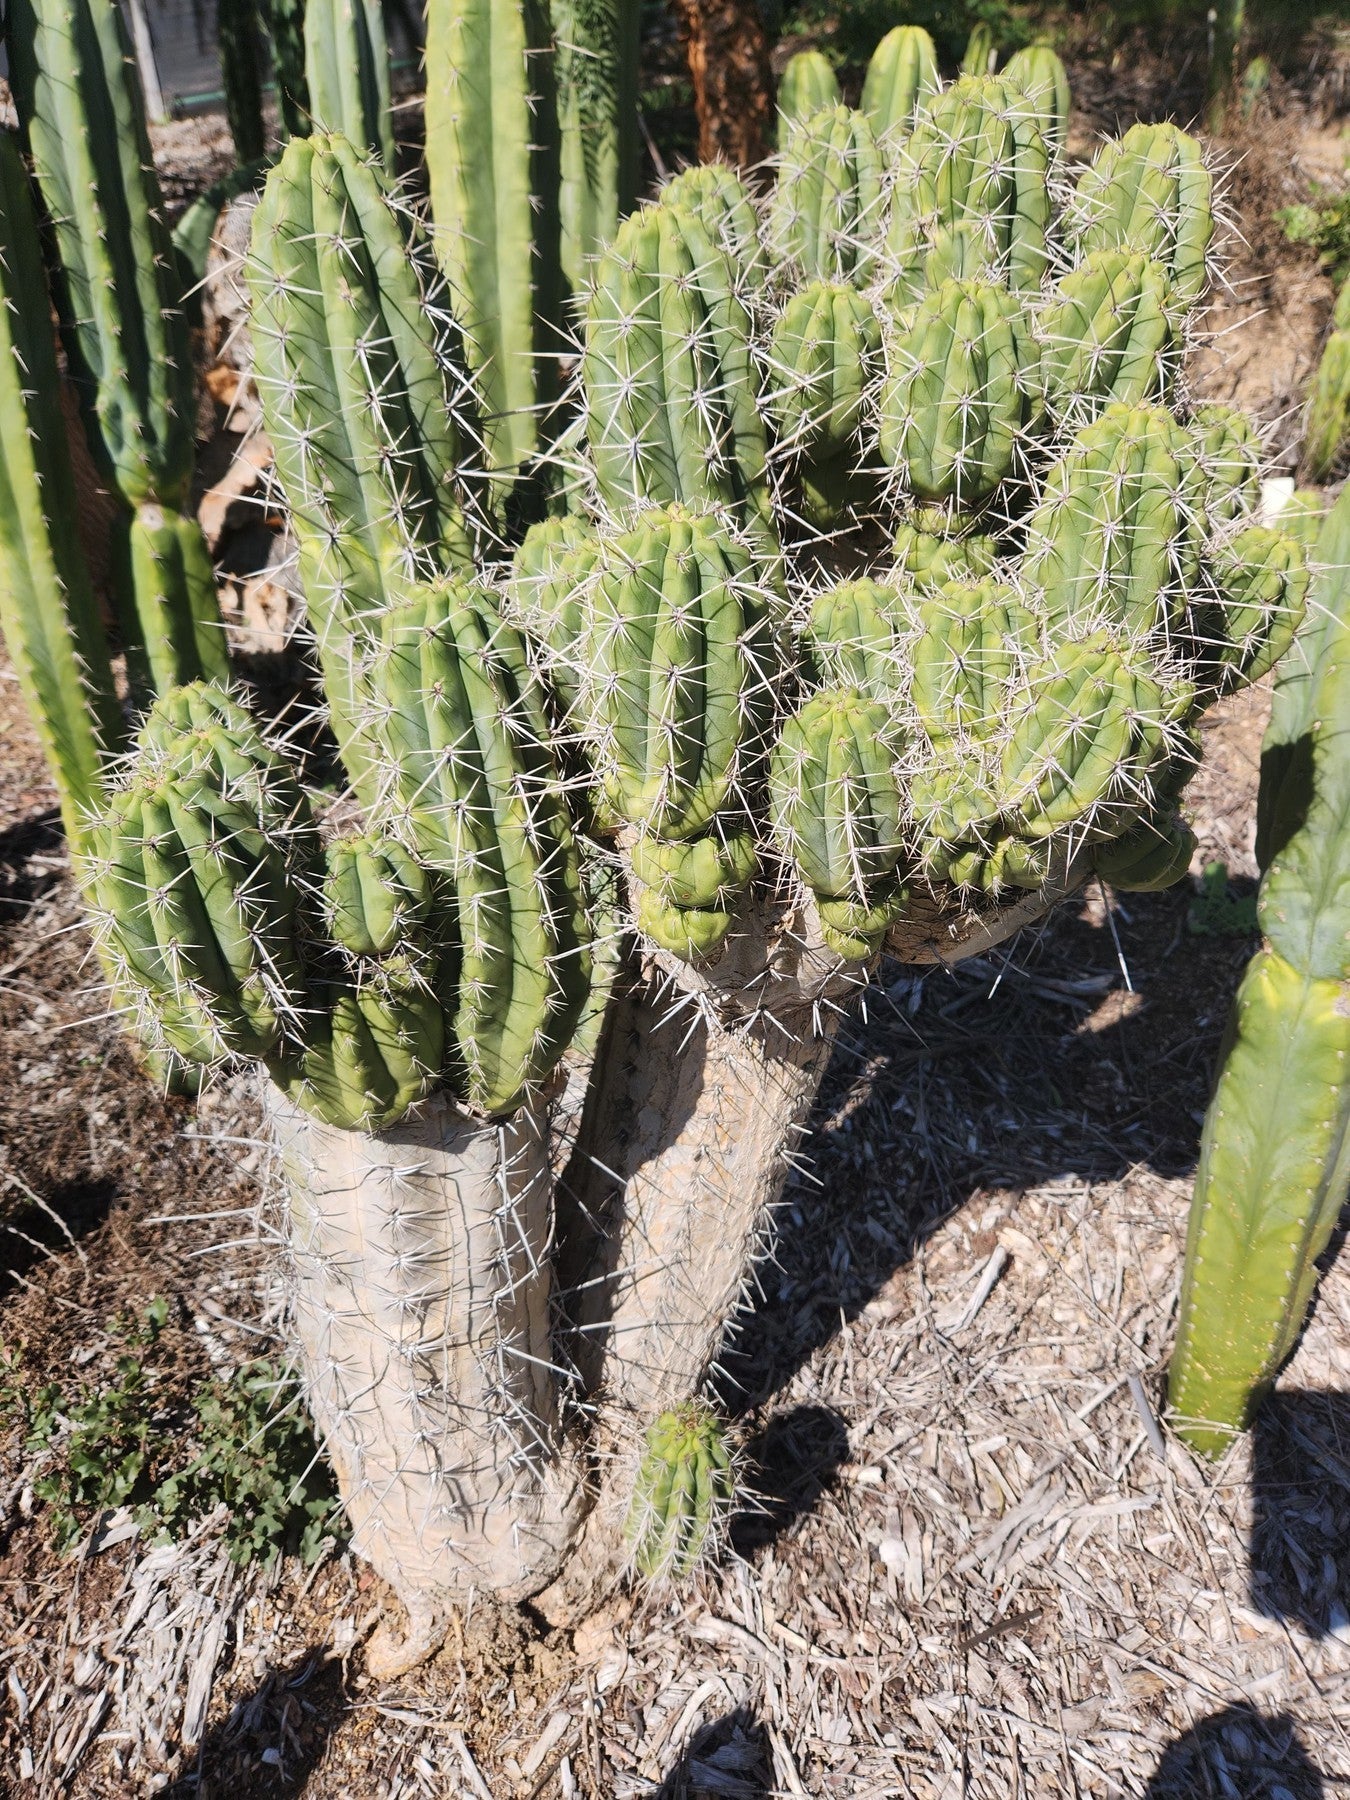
424, 0, 564, 484
776, 48, 839, 129
303, 0, 394, 164
218, 0, 267, 163
885, 75, 1051, 295
553, 0, 641, 289
768, 104, 883, 285
861, 25, 938, 139
7, 0, 228, 699
1170, 487, 1350, 1454
0, 131, 125, 847
5, 29, 1318, 1671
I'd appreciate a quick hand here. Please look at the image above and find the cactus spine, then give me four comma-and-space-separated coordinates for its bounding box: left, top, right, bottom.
303, 0, 394, 164
425, 0, 563, 485
0, 131, 124, 847
7, 0, 228, 698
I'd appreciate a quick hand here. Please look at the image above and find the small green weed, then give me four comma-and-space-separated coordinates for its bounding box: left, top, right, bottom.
1188, 861, 1260, 937
4, 1300, 343, 1566
1279, 189, 1350, 285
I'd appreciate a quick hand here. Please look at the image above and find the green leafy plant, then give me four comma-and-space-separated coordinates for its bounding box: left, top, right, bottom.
1187, 860, 1259, 936
6, 1305, 342, 1565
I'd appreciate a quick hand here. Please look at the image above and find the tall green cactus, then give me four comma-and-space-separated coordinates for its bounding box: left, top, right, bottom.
303, 0, 394, 164
0, 131, 124, 848
583, 201, 773, 548
768, 105, 883, 286
219, 0, 267, 163
776, 49, 839, 128
861, 26, 938, 138
552, 0, 640, 289
885, 75, 1052, 296
262, 0, 310, 136
1002, 44, 1071, 159
1068, 122, 1214, 308
247, 132, 480, 783
7, 0, 228, 699
425, 0, 563, 485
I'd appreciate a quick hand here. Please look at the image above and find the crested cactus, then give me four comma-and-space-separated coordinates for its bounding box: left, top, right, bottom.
777, 48, 839, 128
8, 0, 228, 699
303, 0, 394, 164
860, 25, 938, 139
12, 19, 1316, 1669
425, 0, 563, 485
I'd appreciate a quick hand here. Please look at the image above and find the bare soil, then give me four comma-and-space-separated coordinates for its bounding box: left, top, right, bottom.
0, 32, 1348, 1800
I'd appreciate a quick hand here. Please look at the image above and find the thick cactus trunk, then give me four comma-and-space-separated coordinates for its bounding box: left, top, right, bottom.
267, 1083, 586, 1675
669, 0, 773, 168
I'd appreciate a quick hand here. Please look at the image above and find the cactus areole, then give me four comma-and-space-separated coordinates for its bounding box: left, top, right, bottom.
0, 10, 1311, 1669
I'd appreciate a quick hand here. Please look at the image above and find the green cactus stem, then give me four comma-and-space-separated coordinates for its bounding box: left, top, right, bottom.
1068, 122, 1214, 309
1019, 403, 1204, 639
425, 0, 563, 485
1002, 44, 1071, 159
887, 76, 1051, 296
89, 686, 317, 1064
248, 131, 480, 784
0, 131, 125, 848
1038, 250, 1179, 424
766, 281, 882, 528
860, 26, 938, 139
8, 0, 227, 698
262, 0, 310, 136
892, 511, 997, 592
1189, 402, 1263, 528
658, 162, 766, 290
1302, 328, 1350, 482
368, 579, 591, 1116
769, 687, 908, 959
777, 50, 839, 129
584, 202, 774, 549
219, 0, 267, 163
303, 0, 394, 164
768, 104, 883, 286
553, 0, 640, 289
624, 1404, 735, 1579
879, 277, 1043, 506
960, 20, 997, 76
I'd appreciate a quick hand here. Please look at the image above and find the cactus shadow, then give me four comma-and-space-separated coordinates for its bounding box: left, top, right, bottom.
729, 1403, 850, 1555
1142, 1705, 1325, 1798
717, 882, 1256, 1417
1250, 1390, 1350, 1639
0, 804, 66, 916
161, 1643, 347, 1798
649, 1705, 771, 1800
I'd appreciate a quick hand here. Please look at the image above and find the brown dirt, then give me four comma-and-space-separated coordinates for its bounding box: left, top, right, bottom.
0, 37, 1348, 1800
